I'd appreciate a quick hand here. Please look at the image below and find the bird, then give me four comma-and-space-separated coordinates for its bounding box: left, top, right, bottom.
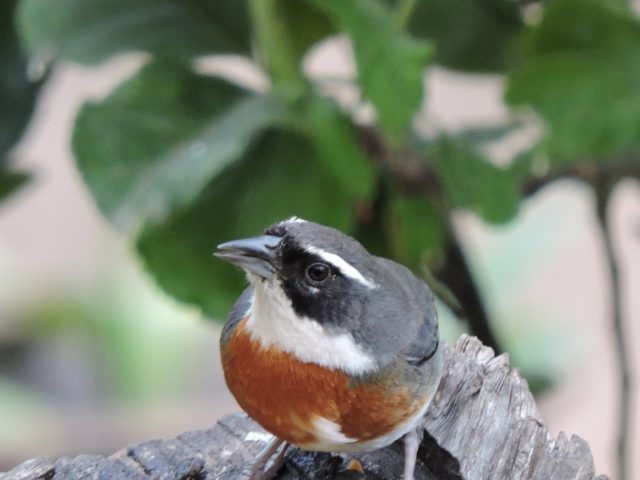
215, 217, 442, 479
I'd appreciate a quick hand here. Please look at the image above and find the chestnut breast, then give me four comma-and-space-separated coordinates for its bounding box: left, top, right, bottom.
221, 318, 430, 449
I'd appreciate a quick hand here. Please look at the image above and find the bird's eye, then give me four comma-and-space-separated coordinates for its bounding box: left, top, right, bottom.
305, 262, 330, 284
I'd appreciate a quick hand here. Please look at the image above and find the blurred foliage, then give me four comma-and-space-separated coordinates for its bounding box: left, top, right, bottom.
311, 0, 433, 140
1, 259, 211, 402
3, 0, 640, 374
17, 0, 251, 63
506, 0, 640, 163
427, 137, 520, 223
0, 0, 40, 201
407, 0, 523, 72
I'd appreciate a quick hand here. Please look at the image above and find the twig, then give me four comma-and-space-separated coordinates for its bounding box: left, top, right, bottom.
394, 0, 417, 27
361, 125, 640, 200
434, 229, 503, 354
523, 160, 640, 197
594, 177, 632, 480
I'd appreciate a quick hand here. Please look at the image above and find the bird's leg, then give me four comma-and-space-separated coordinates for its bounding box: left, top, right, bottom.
261, 442, 290, 479
403, 427, 424, 480
248, 437, 286, 479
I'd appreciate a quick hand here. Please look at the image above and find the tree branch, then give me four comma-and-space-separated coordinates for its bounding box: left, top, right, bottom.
249, 0, 306, 90
434, 230, 504, 353
594, 177, 632, 480
522, 160, 640, 197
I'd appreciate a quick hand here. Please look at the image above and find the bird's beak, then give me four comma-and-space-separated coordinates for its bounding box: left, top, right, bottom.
215, 235, 282, 279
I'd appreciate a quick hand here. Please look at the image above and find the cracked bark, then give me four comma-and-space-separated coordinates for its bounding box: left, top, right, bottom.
1, 336, 607, 480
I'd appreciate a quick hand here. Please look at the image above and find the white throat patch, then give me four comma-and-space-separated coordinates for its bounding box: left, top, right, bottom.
244, 277, 377, 375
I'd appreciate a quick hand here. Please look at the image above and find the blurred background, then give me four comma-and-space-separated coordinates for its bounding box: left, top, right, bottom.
1, 1, 639, 479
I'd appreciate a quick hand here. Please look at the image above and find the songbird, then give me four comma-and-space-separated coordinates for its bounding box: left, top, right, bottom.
216, 217, 442, 479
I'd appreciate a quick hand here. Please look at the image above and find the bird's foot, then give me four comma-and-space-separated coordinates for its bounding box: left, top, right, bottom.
344, 459, 364, 474
247, 437, 289, 480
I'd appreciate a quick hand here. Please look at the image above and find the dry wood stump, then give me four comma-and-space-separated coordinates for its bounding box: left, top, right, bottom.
1, 335, 608, 480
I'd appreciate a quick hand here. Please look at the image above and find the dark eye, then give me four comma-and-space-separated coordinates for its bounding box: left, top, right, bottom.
305, 262, 330, 284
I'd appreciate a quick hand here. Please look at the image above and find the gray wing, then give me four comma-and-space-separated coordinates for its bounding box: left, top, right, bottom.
220, 286, 253, 347
359, 258, 439, 366
403, 279, 439, 365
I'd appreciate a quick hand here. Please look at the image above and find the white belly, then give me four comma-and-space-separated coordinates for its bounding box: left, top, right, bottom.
299, 393, 433, 453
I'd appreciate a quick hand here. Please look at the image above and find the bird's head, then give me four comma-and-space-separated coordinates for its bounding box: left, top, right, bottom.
216, 217, 379, 324
215, 217, 382, 374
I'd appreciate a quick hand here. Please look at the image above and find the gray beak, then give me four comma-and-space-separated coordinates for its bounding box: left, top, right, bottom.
215, 235, 282, 279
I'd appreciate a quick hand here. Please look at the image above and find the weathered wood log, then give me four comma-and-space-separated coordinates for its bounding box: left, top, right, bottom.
1, 335, 607, 480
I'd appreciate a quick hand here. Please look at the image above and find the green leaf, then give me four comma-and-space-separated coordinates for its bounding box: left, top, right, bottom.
73, 59, 284, 229
0, 170, 29, 202
308, 0, 433, 140
525, 0, 633, 55
1, 0, 41, 158
249, 0, 334, 86
389, 193, 446, 267
276, 0, 335, 62
505, 0, 640, 163
0, 0, 39, 203
18, 0, 250, 64
305, 95, 375, 198
137, 129, 354, 319
409, 0, 522, 72
429, 137, 519, 223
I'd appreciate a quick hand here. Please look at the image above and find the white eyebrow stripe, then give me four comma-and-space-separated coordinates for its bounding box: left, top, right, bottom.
279, 216, 307, 225
305, 246, 376, 289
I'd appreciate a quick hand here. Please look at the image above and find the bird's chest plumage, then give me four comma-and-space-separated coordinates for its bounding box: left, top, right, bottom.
221, 318, 429, 451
